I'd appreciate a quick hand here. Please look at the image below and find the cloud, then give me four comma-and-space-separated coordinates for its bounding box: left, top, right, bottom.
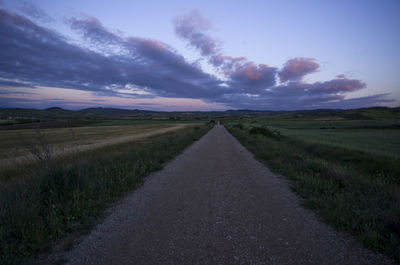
227, 62, 277, 93
17, 2, 54, 23
213, 75, 389, 110
171, 9, 392, 109
67, 14, 230, 99
308, 77, 366, 94
173, 10, 278, 94
173, 9, 219, 56
0, 9, 224, 102
0, 78, 36, 88
319, 94, 394, 109
278, 57, 319, 82
0, 7, 393, 110
209, 55, 246, 70
68, 14, 122, 48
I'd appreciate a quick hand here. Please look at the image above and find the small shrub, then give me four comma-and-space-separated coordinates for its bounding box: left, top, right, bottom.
249, 126, 280, 139
232, 123, 244, 130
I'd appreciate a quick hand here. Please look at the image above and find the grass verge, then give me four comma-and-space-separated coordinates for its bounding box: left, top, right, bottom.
0, 124, 211, 264
226, 123, 400, 262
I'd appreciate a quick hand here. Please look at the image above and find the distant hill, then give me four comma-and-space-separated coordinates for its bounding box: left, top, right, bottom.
0, 106, 399, 123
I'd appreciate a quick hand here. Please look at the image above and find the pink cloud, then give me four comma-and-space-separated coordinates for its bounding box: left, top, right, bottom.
228, 62, 277, 92
309, 76, 366, 94
279, 57, 319, 82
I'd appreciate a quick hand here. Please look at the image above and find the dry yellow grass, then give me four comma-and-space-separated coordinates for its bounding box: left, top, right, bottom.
0, 123, 199, 166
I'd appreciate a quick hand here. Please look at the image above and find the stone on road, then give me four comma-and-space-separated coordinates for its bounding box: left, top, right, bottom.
66, 125, 394, 265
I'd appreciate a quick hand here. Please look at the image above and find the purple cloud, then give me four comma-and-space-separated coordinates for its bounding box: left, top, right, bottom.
309, 76, 366, 94
279, 57, 319, 82
209, 55, 247, 70
173, 9, 219, 56
173, 10, 278, 94
213, 75, 379, 110
227, 62, 277, 93
0, 8, 393, 110
69, 15, 122, 47
171, 10, 392, 109
0, 9, 224, 101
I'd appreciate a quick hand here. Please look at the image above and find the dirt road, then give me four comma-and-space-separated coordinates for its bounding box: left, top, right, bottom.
65, 125, 394, 265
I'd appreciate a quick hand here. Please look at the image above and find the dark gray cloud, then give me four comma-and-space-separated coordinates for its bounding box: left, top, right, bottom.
0, 8, 393, 110
0, 9, 224, 101
0, 9, 122, 93
215, 91, 392, 111
0, 89, 36, 95
0, 79, 36, 88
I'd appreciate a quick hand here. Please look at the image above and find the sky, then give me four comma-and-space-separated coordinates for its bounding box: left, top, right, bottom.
0, 0, 399, 111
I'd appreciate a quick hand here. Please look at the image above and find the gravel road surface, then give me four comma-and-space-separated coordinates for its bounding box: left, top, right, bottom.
65, 125, 395, 265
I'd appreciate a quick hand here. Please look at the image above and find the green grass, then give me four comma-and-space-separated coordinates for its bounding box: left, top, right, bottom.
244, 118, 400, 129
276, 128, 400, 159
226, 122, 400, 262
358, 108, 400, 119
0, 124, 211, 264
0, 120, 16, 125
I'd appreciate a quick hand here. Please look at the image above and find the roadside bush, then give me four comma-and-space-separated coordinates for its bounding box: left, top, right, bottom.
249, 126, 281, 139
232, 123, 244, 130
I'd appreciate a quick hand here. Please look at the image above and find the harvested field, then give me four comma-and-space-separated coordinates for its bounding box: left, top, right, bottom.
0, 123, 198, 166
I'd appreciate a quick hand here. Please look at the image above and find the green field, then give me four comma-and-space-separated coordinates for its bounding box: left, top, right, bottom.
234, 118, 400, 159
0, 120, 16, 125
275, 128, 399, 159
260, 118, 399, 129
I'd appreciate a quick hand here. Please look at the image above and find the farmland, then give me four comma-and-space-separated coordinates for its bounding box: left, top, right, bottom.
0, 123, 197, 166
1, 106, 399, 263
275, 128, 399, 159
236, 118, 400, 159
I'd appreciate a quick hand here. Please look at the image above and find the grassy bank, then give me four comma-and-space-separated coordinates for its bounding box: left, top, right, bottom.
226, 123, 400, 262
0, 124, 211, 264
